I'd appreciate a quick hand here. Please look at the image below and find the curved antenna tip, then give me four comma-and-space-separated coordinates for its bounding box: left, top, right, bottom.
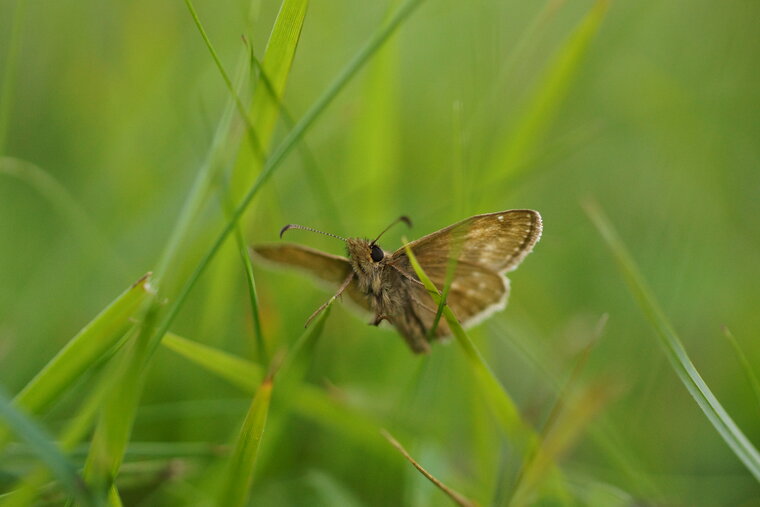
400, 216, 412, 228
279, 224, 295, 238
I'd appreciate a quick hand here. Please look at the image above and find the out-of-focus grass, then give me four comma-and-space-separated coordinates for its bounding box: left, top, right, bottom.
1, 0, 760, 504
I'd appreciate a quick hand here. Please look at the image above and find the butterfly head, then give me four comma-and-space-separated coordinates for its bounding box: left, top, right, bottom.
346, 237, 386, 272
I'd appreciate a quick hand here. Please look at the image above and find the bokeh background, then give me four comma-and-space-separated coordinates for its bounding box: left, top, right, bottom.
1, 0, 759, 504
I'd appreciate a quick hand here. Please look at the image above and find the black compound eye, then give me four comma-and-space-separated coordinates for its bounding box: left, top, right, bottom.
370, 244, 384, 262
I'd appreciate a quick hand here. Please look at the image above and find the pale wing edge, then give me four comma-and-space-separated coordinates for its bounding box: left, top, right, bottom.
502, 210, 542, 274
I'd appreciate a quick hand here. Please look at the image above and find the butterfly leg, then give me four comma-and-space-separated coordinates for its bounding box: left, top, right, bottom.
304, 272, 355, 327
370, 314, 389, 326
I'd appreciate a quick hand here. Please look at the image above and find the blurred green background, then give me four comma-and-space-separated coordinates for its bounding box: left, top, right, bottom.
1, 0, 759, 504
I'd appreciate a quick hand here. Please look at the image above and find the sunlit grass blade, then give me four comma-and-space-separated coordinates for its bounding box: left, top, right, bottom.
487, 0, 608, 185
381, 429, 477, 507
402, 242, 570, 501
0, 387, 95, 506
162, 332, 263, 392
584, 200, 760, 481
0, 273, 153, 449
217, 376, 273, 507
722, 327, 760, 417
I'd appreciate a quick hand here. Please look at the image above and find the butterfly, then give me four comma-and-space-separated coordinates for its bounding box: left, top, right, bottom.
252, 210, 542, 354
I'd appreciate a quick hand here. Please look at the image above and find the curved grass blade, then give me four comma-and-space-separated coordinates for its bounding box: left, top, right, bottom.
217, 376, 273, 507
487, 0, 608, 186
0, 273, 153, 449
0, 387, 96, 506
584, 200, 760, 481
381, 429, 477, 507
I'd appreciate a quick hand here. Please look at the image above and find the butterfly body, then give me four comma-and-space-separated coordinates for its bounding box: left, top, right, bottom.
253, 210, 542, 354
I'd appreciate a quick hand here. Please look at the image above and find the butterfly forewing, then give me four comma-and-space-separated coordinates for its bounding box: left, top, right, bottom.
252, 244, 370, 312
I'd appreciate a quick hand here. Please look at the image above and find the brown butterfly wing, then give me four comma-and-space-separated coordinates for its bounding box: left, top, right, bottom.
390, 210, 541, 339
251, 243, 370, 312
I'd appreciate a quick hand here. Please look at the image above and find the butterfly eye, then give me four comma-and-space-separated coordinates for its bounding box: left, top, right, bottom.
370, 244, 384, 262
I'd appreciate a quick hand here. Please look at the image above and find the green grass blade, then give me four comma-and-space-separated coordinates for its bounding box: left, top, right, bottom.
199, 0, 307, 355
0, 387, 95, 506
162, 332, 263, 392
402, 242, 570, 502
0, 273, 153, 449
403, 242, 523, 436
2, 375, 110, 507
217, 377, 273, 507
584, 200, 760, 481
487, 0, 608, 184
183, 0, 264, 159
723, 327, 760, 418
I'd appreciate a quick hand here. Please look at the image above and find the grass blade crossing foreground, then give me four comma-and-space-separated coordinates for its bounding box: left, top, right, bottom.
402, 243, 570, 502
0, 273, 153, 449
584, 200, 760, 481
0, 387, 96, 506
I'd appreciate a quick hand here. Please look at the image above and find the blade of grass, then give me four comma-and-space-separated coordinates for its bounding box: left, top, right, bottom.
217, 376, 273, 507
584, 199, 760, 481
402, 242, 570, 501
198, 0, 307, 354
486, 0, 608, 188
162, 332, 263, 393
0, 387, 95, 506
246, 46, 343, 228
0, 273, 153, 449
381, 429, 478, 507
722, 327, 760, 419
1, 371, 113, 507
183, 0, 265, 160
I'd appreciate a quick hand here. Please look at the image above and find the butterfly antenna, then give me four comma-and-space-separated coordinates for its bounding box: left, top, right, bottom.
279, 224, 347, 242
371, 216, 412, 245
